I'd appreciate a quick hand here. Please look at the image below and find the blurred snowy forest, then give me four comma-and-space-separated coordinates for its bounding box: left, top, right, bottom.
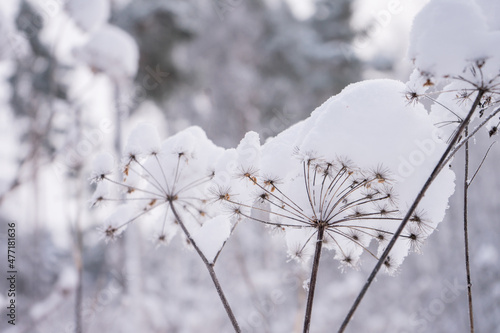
0, 0, 499, 332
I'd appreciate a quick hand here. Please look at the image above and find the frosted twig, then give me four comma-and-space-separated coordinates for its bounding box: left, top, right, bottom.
463, 127, 474, 333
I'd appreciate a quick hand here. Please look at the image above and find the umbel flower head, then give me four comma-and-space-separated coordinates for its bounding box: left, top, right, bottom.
406, 0, 500, 140
215, 79, 456, 274
90, 125, 232, 263
215, 149, 412, 272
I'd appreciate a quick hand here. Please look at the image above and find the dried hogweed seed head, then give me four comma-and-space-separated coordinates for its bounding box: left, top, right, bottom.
221, 149, 409, 272
92, 126, 228, 253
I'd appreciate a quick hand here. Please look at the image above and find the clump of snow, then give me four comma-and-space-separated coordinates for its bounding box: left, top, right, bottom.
408, 0, 500, 142
74, 24, 139, 80
124, 123, 161, 157
409, 0, 500, 78
192, 216, 232, 264
212, 131, 261, 218
66, 0, 110, 33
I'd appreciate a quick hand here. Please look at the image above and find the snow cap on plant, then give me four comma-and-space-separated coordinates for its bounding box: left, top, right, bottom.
124, 122, 161, 157
91, 125, 233, 260
211, 131, 261, 219
408, 0, 500, 140
74, 24, 139, 79
409, 0, 500, 79
66, 0, 110, 33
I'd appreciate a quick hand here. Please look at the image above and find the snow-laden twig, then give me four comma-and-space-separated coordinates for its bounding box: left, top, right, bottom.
463, 127, 474, 333
462, 137, 495, 333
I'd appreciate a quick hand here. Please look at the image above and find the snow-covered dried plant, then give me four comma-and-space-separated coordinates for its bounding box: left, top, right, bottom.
90, 124, 236, 261
90, 124, 243, 330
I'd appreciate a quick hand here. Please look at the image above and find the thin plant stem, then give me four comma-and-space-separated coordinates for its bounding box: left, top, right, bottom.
469, 142, 496, 186
169, 202, 241, 333
439, 106, 500, 175
303, 226, 325, 333
337, 89, 485, 333
463, 127, 475, 333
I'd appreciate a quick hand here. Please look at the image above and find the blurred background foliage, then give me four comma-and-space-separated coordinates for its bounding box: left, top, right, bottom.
0, 0, 499, 332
